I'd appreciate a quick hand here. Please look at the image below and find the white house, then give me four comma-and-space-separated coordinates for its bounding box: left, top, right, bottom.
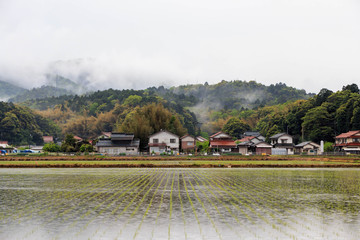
294, 141, 321, 155
96, 133, 140, 155
270, 133, 294, 155
148, 130, 179, 155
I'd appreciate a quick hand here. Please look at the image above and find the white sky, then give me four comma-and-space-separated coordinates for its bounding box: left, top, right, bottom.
0, 0, 359, 92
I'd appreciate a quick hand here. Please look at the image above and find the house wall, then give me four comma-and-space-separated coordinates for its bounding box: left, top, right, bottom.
213, 133, 231, 139
238, 146, 248, 155
98, 146, 139, 155
150, 132, 179, 150
181, 136, 195, 151
276, 135, 293, 144
256, 147, 271, 155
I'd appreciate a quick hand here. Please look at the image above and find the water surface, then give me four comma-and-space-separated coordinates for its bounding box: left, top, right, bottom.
0, 168, 360, 239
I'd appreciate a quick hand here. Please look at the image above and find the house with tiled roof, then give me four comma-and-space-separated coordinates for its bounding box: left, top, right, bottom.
294, 141, 321, 155
237, 135, 271, 155
42, 136, 54, 143
96, 133, 140, 155
334, 130, 360, 154
209, 131, 236, 153
148, 130, 179, 155
180, 134, 196, 153
270, 133, 294, 155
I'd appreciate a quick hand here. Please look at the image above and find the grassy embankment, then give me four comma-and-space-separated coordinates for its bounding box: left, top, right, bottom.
1, 155, 360, 168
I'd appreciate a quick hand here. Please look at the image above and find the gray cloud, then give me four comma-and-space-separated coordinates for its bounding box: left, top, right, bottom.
1, 0, 359, 92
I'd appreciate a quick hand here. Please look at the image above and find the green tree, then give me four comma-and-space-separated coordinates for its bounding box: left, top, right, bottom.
324, 142, 334, 152
196, 141, 209, 153
79, 144, 94, 152
61, 134, 76, 152
123, 95, 143, 107
302, 106, 333, 142
43, 143, 61, 152
222, 117, 250, 139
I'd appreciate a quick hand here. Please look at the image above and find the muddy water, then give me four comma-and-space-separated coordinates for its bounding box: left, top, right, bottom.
0, 168, 360, 239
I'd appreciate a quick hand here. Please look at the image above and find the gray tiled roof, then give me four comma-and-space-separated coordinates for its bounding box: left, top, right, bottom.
96, 139, 140, 148
269, 133, 286, 139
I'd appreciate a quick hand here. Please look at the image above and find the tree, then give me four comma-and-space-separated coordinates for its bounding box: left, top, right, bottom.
123, 95, 142, 107
314, 88, 333, 106
43, 143, 61, 152
196, 141, 209, 153
302, 106, 333, 142
222, 117, 250, 139
342, 84, 359, 94
61, 134, 76, 152
80, 144, 94, 152
324, 142, 334, 152
117, 103, 186, 149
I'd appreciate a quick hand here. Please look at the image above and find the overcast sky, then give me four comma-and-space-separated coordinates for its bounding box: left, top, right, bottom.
0, 0, 359, 92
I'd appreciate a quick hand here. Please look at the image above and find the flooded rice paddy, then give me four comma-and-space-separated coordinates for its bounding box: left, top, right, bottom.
1, 168, 360, 240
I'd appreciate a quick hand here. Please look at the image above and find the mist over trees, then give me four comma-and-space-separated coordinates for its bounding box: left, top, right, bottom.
1, 80, 359, 147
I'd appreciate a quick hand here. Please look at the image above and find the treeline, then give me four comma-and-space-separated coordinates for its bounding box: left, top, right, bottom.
28, 89, 198, 144
220, 84, 360, 143
0, 102, 61, 145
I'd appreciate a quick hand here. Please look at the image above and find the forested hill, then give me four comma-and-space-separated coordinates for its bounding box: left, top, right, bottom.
0, 102, 60, 145
20, 89, 198, 146
221, 84, 360, 144
0, 80, 26, 101
15, 80, 314, 141
8, 86, 74, 103
152, 80, 313, 110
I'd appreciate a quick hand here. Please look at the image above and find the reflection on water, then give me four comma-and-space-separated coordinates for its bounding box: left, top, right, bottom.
0, 168, 360, 239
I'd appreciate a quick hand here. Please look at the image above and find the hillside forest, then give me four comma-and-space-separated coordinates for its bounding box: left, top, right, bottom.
0, 80, 359, 148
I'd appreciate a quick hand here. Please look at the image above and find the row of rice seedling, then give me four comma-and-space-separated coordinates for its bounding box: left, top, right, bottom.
233, 170, 352, 238
149, 170, 171, 240
197, 170, 306, 239
187, 170, 260, 239
199, 169, 359, 239
65, 169, 162, 239
13, 170, 139, 240
1, 168, 360, 240
209, 170, 340, 239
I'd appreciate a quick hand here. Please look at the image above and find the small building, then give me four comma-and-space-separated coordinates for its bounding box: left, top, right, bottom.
0, 141, 14, 154
42, 136, 54, 144
334, 130, 360, 154
96, 133, 140, 155
294, 141, 321, 155
97, 132, 111, 139
209, 131, 236, 153
148, 130, 180, 155
237, 136, 271, 155
180, 134, 196, 153
270, 133, 294, 155
74, 136, 83, 142
242, 131, 262, 138
196, 136, 208, 142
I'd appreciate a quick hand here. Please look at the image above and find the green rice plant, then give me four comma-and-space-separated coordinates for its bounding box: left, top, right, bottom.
115, 170, 168, 239
70, 169, 161, 238
132, 170, 168, 239
150, 170, 171, 240
181, 170, 205, 240
184, 171, 223, 240
177, 170, 188, 240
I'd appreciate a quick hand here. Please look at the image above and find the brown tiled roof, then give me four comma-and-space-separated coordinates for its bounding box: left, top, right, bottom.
238, 136, 255, 142
210, 141, 236, 147
210, 131, 223, 138
335, 130, 360, 138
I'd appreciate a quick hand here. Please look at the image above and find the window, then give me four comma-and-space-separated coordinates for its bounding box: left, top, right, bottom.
281, 139, 287, 144
153, 138, 159, 143
170, 139, 176, 143
187, 142, 193, 146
